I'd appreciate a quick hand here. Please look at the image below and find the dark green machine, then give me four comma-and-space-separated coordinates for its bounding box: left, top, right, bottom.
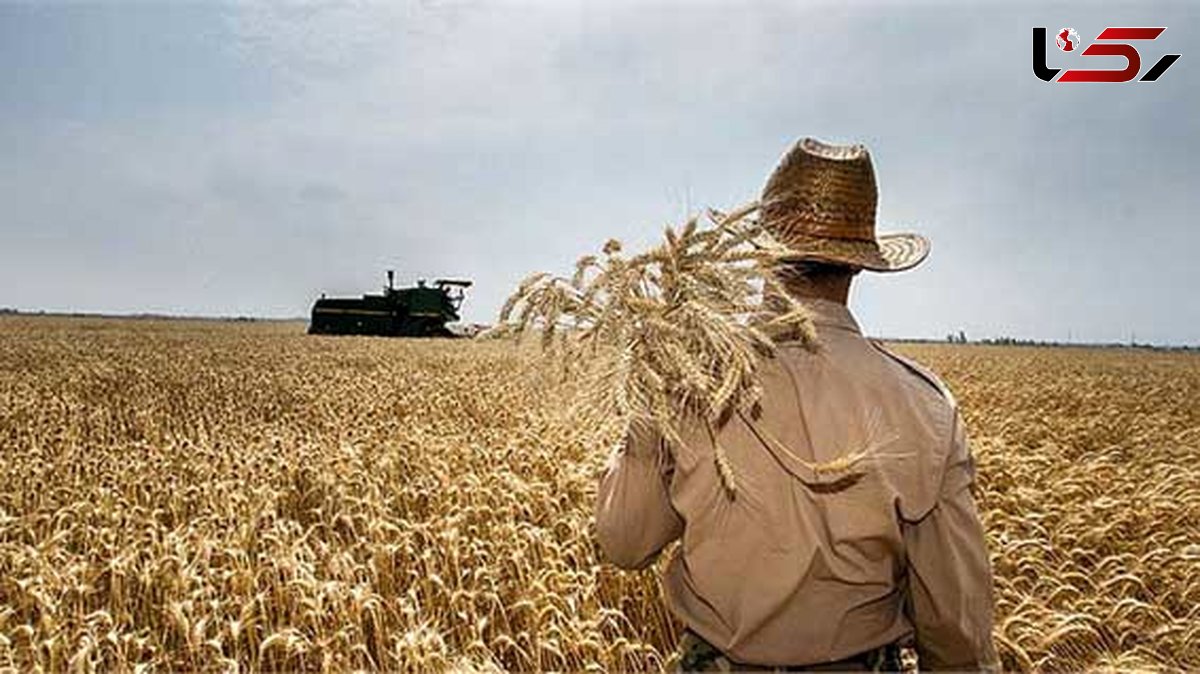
308, 271, 471, 337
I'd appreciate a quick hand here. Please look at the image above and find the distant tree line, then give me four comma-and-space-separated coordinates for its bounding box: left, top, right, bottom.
946, 330, 968, 344
934, 332, 1199, 352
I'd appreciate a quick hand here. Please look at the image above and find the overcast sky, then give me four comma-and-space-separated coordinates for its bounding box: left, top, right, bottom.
1, 1, 1196, 344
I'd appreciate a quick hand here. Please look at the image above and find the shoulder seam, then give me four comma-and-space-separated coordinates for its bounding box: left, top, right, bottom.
867, 340, 957, 410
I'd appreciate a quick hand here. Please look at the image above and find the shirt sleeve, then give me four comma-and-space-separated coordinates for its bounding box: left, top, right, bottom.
903, 410, 1001, 672
594, 424, 684, 570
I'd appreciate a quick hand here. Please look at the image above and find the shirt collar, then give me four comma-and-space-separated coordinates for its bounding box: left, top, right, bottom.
800, 298, 862, 335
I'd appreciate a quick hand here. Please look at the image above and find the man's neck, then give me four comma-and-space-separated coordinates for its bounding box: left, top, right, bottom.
785, 283, 851, 306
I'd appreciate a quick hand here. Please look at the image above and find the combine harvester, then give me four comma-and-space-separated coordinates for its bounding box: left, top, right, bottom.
308, 271, 472, 337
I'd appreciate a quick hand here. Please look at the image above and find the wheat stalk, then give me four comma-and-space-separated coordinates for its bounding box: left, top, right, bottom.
2, 312, 1200, 671
490, 202, 818, 496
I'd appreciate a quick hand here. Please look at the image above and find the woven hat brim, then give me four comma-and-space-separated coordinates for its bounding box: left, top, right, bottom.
778, 232, 929, 272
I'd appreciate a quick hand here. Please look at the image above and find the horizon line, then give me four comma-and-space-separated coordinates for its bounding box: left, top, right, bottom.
2, 308, 1196, 350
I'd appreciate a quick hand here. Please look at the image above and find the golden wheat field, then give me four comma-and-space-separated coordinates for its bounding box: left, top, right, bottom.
1, 316, 1198, 672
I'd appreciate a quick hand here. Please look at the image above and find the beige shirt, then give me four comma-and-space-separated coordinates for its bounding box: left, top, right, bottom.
595, 299, 999, 670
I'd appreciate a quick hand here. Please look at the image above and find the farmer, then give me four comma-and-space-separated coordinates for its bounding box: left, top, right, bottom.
595, 138, 999, 672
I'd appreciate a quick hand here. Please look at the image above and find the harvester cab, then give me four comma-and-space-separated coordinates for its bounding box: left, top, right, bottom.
434, 279, 472, 310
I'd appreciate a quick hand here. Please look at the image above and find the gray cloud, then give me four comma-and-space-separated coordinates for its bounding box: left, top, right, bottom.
0, 1, 1196, 343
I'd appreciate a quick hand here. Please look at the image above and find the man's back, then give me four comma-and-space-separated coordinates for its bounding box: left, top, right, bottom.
595, 299, 998, 669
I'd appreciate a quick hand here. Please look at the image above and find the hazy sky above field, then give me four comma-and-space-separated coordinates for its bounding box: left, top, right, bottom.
1, 1, 1197, 344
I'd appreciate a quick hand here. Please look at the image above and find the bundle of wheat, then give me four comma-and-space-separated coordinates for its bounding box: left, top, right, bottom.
491, 202, 817, 495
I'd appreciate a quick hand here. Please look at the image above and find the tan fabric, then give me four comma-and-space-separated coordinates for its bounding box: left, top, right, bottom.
595, 299, 999, 671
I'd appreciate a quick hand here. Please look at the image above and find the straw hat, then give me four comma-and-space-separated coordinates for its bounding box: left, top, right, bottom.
760, 138, 929, 272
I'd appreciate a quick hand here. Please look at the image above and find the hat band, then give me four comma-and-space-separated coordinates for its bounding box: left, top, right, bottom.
766, 212, 876, 242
